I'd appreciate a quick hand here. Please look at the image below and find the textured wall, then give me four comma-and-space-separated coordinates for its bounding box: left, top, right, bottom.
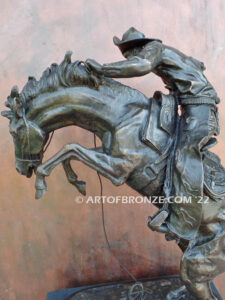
0, 0, 225, 299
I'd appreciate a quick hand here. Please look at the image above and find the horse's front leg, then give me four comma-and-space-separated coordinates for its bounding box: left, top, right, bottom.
62, 159, 86, 195
62, 147, 103, 194
35, 143, 133, 199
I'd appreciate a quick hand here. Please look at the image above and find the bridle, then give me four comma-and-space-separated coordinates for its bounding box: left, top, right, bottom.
16, 113, 54, 163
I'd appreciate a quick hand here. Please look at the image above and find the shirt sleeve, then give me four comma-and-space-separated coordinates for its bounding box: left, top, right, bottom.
101, 56, 151, 78
138, 41, 162, 70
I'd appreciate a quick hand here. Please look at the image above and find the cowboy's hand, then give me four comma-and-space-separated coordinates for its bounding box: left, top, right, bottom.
85, 59, 103, 74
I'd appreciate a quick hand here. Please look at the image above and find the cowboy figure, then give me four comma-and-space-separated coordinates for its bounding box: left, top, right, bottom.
86, 27, 220, 299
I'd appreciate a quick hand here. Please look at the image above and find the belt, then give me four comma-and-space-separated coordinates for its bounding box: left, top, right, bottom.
179, 97, 217, 106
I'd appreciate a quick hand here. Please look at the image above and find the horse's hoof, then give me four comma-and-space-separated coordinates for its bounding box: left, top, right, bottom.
35, 188, 46, 199
75, 180, 86, 196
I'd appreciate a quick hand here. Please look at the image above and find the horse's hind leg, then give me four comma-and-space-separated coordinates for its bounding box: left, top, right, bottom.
179, 235, 225, 300
181, 257, 218, 299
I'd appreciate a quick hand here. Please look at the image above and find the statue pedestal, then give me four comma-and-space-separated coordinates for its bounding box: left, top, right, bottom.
47, 275, 217, 300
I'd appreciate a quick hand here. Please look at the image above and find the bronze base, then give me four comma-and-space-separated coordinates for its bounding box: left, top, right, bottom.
47, 275, 222, 300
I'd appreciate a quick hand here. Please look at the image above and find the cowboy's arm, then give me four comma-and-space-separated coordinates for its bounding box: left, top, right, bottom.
86, 41, 162, 78
102, 41, 162, 78
101, 57, 151, 78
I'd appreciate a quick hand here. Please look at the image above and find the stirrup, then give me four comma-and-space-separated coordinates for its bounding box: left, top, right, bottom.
148, 210, 169, 231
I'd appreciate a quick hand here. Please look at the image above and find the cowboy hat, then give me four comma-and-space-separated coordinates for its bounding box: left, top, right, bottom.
113, 27, 162, 53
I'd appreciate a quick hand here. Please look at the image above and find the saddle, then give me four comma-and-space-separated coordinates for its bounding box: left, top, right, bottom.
142, 91, 176, 154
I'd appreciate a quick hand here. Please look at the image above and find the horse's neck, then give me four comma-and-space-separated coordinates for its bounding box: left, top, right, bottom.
26, 86, 115, 135
26, 85, 149, 135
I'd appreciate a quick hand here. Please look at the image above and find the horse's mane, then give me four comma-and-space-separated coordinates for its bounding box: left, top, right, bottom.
6, 52, 101, 110
4, 51, 148, 120
22, 51, 101, 103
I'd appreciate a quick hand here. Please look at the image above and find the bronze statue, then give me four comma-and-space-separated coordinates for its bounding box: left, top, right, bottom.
2, 27, 225, 300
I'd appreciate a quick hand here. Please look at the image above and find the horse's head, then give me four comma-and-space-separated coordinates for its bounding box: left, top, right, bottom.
2, 86, 47, 177
2, 52, 148, 181
1, 53, 103, 179
9, 118, 47, 177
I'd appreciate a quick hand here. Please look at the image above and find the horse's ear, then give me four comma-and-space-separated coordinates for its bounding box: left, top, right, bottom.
64, 51, 72, 63
10, 85, 19, 98
11, 98, 23, 118
6, 85, 23, 118
15, 98, 24, 118
1, 110, 13, 120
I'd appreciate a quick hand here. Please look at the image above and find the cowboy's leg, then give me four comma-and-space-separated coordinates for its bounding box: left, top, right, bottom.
149, 105, 216, 233
166, 105, 220, 299
180, 234, 225, 300
167, 104, 217, 239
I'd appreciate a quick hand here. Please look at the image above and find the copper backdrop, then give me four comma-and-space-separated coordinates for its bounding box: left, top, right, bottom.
0, 1, 225, 299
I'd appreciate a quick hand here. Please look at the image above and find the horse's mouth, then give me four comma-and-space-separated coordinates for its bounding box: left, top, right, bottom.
26, 167, 34, 178
16, 165, 34, 178
15, 158, 41, 178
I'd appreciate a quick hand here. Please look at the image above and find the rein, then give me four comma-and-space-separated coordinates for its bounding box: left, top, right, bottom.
43, 131, 54, 153
16, 156, 41, 162
93, 133, 152, 300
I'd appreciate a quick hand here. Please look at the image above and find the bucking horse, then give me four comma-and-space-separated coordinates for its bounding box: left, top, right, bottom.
2, 52, 225, 300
